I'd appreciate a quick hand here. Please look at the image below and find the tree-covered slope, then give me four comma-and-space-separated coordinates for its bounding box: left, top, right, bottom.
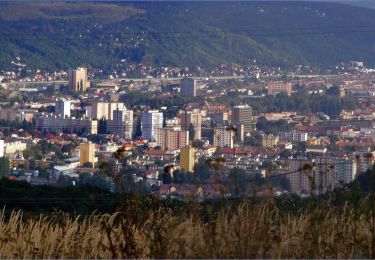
2, 1, 375, 70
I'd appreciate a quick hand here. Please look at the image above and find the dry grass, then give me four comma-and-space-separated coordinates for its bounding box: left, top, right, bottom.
0, 200, 374, 258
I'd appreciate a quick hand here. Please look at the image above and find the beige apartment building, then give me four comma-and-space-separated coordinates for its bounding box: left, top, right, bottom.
79, 142, 96, 167
68, 67, 90, 92
262, 135, 279, 148
180, 146, 196, 173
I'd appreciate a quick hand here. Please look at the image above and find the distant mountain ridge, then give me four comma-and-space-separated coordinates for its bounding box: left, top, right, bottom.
1, 1, 375, 71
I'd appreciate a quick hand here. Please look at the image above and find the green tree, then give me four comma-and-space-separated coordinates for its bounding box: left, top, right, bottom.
82, 162, 94, 168
0, 157, 10, 177
244, 132, 262, 146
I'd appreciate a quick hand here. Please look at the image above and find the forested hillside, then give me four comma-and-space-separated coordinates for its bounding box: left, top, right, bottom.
2, 1, 375, 70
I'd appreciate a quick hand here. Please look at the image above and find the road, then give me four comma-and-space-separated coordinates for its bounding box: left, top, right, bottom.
3, 76, 245, 88
4, 73, 373, 88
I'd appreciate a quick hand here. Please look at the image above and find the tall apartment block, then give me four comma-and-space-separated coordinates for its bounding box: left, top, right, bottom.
213, 126, 235, 148
79, 142, 96, 167
90, 101, 126, 120
231, 105, 253, 134
155, 127, 189, 150
180, 146, 196, 173
180, 109, 202, 141
55, 99, 71, 118
180, 78, 197, 97
107, 108, 134, 139
68, 67, 90, 92
141, 110, 163, 141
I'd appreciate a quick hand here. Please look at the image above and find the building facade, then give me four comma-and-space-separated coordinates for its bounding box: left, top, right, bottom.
231, 105, 253, 134
180, 147, 196, 173
35, 114, 98, 134
279, 131, 308, 142
141, 110, 163, 141
267, 82, 292, 96
4, 141, 27, 156
68, 67, 90, 92
79, 142, 96, 167
262, 135, 279, 148
155, 128, 189, 151
55, 99, 71, 118
107, 108, 134, 139
90, 101, 126, 120
286, 156, 357, 194
180, 78, 197, 97
180, 109, 202, 141
213, 126, 235, 148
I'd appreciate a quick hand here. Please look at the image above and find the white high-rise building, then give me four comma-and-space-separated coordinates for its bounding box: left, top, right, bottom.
141, 110, 163, 141
55, 99, 71, 118
107, 108, 134, 139
90, 101, 126, 120
213, 126, 235, 148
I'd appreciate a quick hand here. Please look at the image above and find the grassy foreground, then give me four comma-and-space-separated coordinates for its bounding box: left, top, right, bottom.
1, 196, 375, 259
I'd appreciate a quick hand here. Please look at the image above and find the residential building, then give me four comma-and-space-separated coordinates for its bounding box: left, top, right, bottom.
107, 108, 134, 139
286, 156, 357, 194
35, 114, 98, 134
180, 109, 202, 140
79, 142, 96, 167
262, 135, 279, 148
355, 151, 375, 174
314, 156, 357, 191
55, 99, 71, 118
155, 127, 189, 150
213, 126, 235, 148
90, 102, 109, 120
231, 105, 253, 134
306, 145, 327, 154
209, 111, 229, 124
90, 101, 126, 120
279, 131, 308, 142
141, 110, 163, 141
68, 67, 90, 92
180, 78, 197, 97
0, 108, 34, 122
286, 158, 312, 194
180, 146, 196, 173
4, 141, 27, 155
267, 82, 292, 96
234, 123, 245, 143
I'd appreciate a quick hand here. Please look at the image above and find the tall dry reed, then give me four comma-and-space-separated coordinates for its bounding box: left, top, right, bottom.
0, 200, 375, 258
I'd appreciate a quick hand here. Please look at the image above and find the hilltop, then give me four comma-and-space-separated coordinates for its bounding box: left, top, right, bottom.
2, 1, 375, 70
